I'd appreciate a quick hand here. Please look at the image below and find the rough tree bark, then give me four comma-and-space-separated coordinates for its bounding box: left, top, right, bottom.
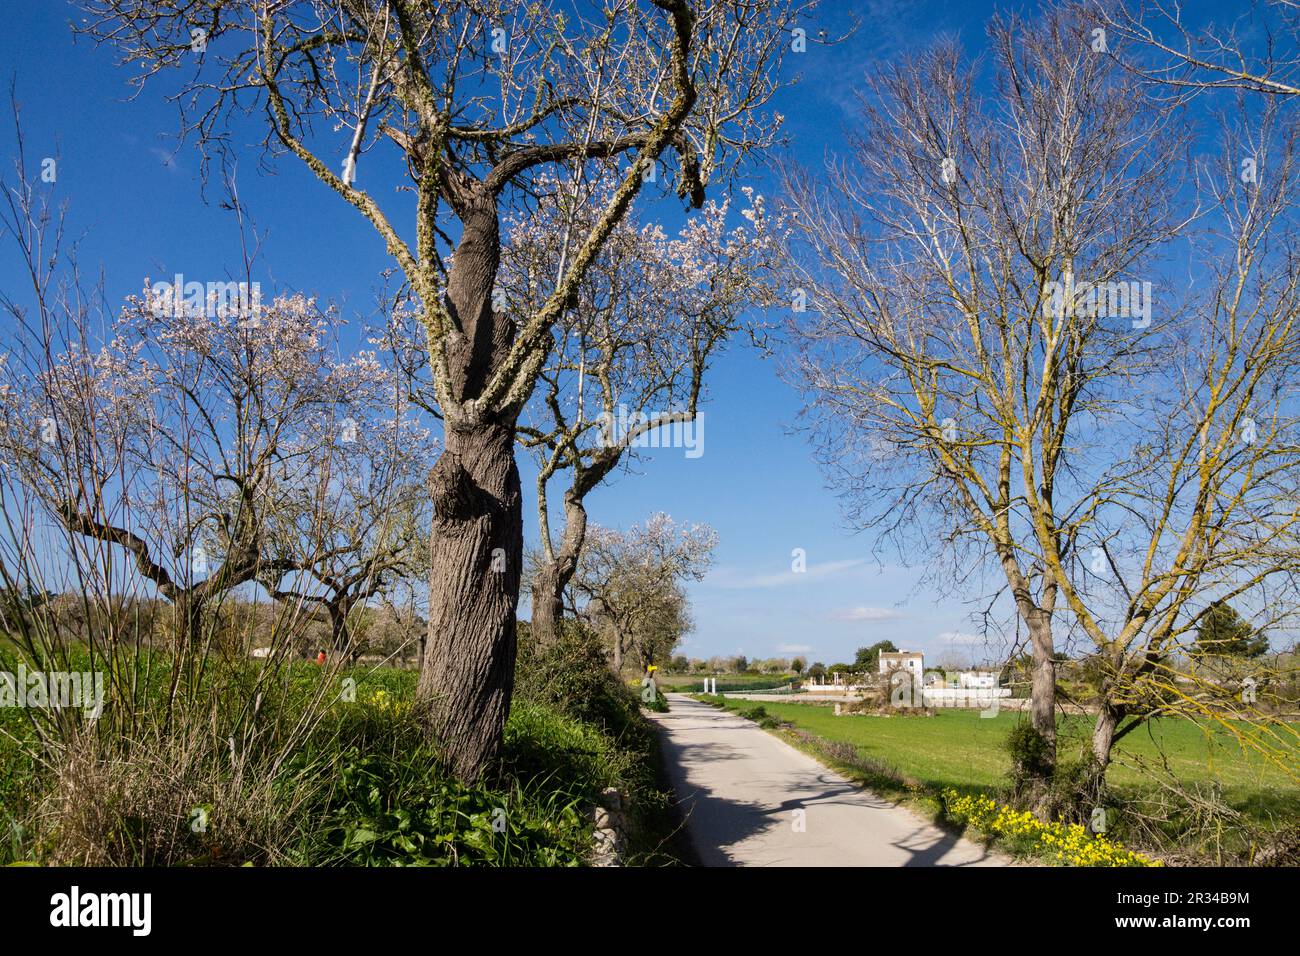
530, 462, 614, 646
1027, 612, 1057, 755
529, 492, 585, 646
415, 199, 524, 781
419, 426, 522, 780
328, 597, 355, 657
999, 543, 1058, 811
1091, 700, 1123, 774
610, 627, 625, 674
1082, 692, 1126, 807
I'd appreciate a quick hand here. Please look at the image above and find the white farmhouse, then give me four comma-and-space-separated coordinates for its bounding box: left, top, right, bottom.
878, 650, 924, 684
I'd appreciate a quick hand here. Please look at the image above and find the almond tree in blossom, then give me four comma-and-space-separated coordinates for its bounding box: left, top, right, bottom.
81, 0, 806, 777
500, 176, 781, 645
263, 379, 435, 660
0, 151, 381, 656
573, 513, 716, 673
0, 291, 381, 651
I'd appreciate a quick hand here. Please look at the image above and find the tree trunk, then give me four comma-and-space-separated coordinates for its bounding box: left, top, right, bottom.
329, 600, 351, 657
997, 549, 1058, 817
1027, 612, 1057, 762
529, 490, 588, 645
999, 551, 1058, 788
529, 563, 565, 646
611, 630, 625, 675
174, 593, 204, 650
413, 194, 524, 783
1090, 699, 1123, 781
417, 424, 522, 781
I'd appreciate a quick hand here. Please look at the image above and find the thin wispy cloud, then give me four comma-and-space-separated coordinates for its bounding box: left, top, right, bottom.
706, 557, 868, 590
777, 643, 813, 654
150, 146, 183, 174
831, 606, 902, 622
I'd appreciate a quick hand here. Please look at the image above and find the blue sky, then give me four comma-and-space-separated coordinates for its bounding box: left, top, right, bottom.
0, 0, 1241, 667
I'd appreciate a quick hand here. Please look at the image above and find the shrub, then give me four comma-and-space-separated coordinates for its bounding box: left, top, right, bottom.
512, 623, 677, 863
1004, 720, 1054, 802
514, 621, 641, 735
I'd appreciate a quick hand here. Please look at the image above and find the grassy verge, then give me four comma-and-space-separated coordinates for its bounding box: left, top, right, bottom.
697, 694, 1298, 865
1, 634, 679, 866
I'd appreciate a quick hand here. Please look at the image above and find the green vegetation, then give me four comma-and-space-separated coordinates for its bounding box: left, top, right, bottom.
854, 640, 898, 671
706, 698, 1295, 804
294, 689, 635, 866
701, 695, 1299, 862
735, 704, 781, 729
1193, 601, 1269, 660
1, 631, 678, 867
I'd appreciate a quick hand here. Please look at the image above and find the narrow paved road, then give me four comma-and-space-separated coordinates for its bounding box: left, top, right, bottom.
648, 694, 1008, 867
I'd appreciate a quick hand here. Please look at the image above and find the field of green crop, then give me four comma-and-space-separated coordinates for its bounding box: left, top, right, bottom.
711, 698, 1299, 826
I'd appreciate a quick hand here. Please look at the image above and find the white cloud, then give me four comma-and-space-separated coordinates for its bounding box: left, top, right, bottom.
831, 606, 902, 622
707, 558, 868, 590
936, 630, 982, 645
150, 147, 183, 174
777, 643, 813, 654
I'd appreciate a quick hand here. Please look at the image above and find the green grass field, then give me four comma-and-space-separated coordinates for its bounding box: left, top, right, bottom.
711, 698, 1299, 827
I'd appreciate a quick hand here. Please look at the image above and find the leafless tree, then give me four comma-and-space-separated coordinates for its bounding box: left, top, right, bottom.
781, 7, 1194, 807
1051, 99, 1300, 795
1101, 0, 1300, 98
789, 6, 1300, 810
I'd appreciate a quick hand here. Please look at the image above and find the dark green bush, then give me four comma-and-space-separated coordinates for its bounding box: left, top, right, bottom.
1005, 721, 1053, 786
514, 620, 641, 735
511, 622, 677, 863
1004, 720, 1111, 823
